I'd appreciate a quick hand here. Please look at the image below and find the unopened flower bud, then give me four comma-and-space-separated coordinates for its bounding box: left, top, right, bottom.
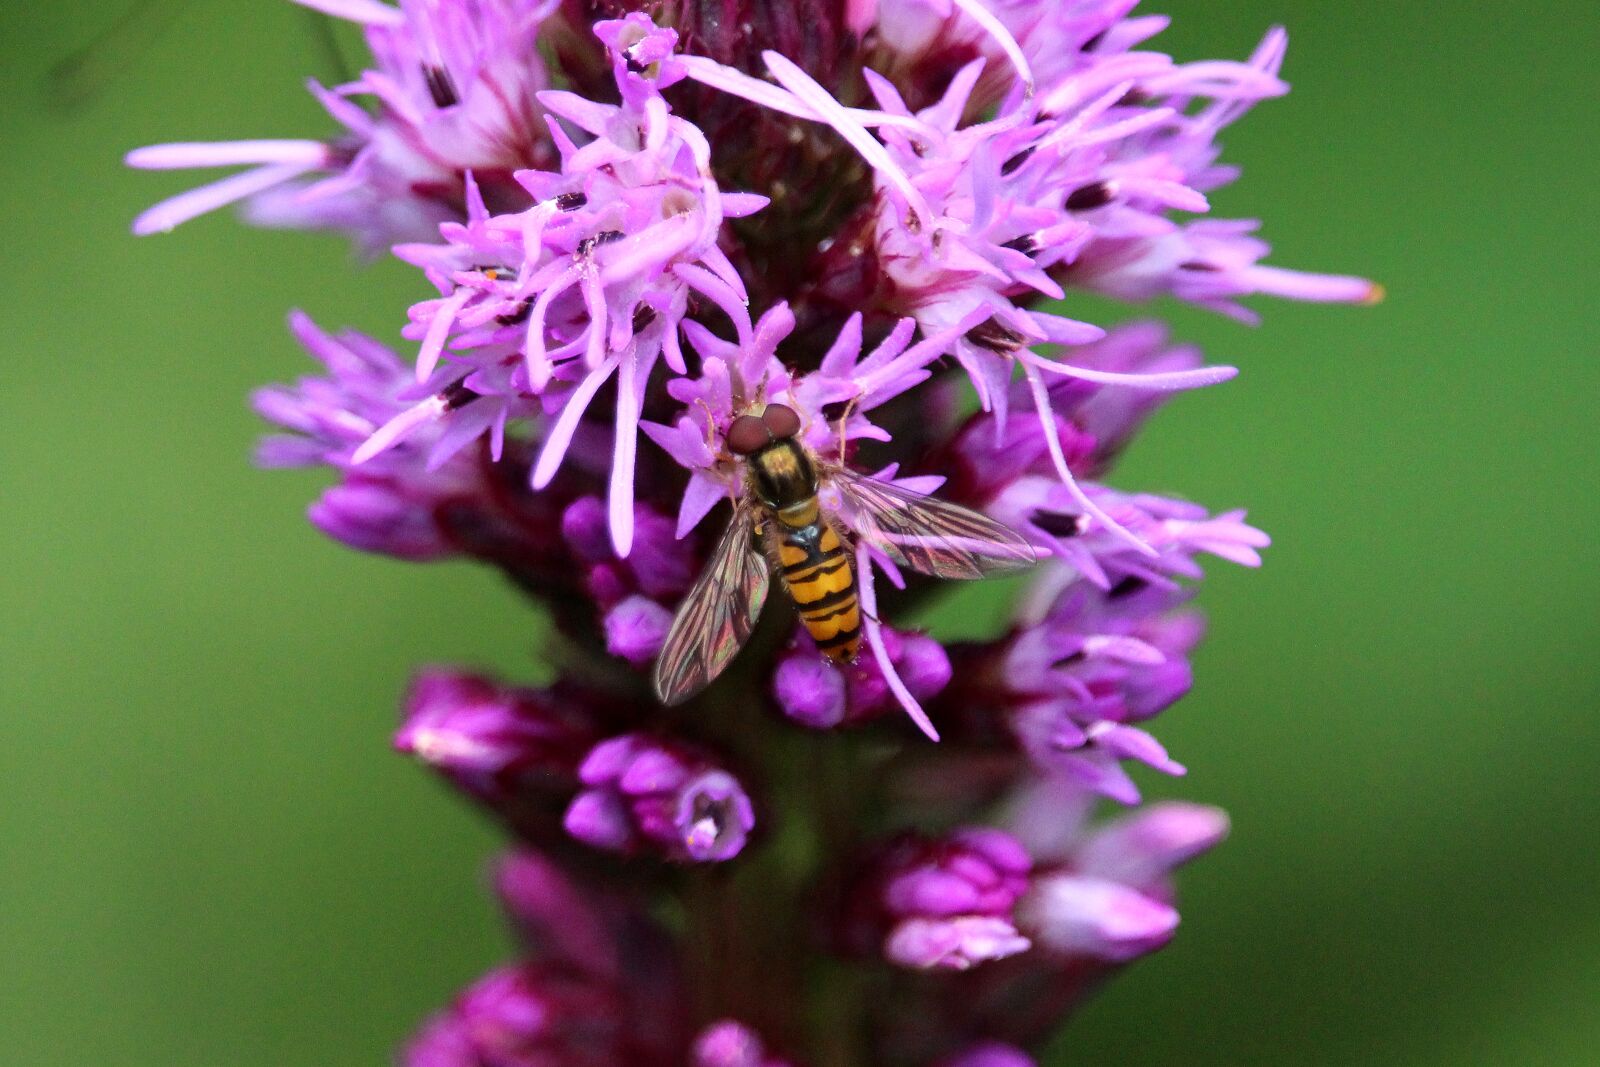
565, 734, 755, 862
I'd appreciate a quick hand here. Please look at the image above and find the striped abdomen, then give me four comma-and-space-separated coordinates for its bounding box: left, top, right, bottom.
774, 501, 861, 664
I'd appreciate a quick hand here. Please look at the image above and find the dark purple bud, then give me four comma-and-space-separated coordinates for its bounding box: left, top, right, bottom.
965, 317, 1027, 354
1065, 180, 1116, 211
421, 65, 458, 109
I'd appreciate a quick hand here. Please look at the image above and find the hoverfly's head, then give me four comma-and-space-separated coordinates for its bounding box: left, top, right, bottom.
726, 403, 802, 456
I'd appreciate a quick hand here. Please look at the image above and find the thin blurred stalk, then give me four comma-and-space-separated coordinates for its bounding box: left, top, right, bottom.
300, 5, 352, 85
46, 0, 187, 114
45, 0, 352, 114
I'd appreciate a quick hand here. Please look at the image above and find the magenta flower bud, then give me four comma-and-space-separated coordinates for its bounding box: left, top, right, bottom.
491, 848, 688, 1044
564, 495, 696, 654
1018, 872, 1179, 963
896, 633, 954, 697
772, 653, 848, 728
692, 1020, 791, 1067
852, 828, 1034, 971
773, 627, 951, 730
308, 477, 454, 561
564, 734, 755, 863
1004, 783, 1227, 966
941, 1043, 1036, 1067
402, 964, 627, 1067
584, 563, 630, 610
395, 670, 598, 811
604, 595, 674, 666
1075, 803, 1231, 894
623, 506, 698, 600
494, 850, 627, 981
561, 496, 612, 564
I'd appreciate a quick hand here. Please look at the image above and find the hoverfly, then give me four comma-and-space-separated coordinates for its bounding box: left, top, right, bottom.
652, 402, 1037, 706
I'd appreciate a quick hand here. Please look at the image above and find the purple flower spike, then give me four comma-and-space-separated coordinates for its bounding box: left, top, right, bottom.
564, 734, 755, 863
134, 0, 1374, 1057
851, 828, 1035, 971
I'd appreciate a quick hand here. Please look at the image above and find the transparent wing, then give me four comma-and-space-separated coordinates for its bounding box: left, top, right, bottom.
829, 467, 1037, 580
652, 502, 770, 706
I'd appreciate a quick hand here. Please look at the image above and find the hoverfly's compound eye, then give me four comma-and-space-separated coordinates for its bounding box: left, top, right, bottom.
761, 403, 801, 440
726, 414, 771, 455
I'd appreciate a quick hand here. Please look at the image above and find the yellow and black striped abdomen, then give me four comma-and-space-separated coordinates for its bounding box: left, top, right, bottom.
775, 518, 861, 664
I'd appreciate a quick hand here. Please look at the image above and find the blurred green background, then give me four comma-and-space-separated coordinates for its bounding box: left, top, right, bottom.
1, 2, 1595, 1064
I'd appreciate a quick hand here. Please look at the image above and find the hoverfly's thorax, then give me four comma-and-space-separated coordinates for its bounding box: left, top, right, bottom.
746, 440, 818, 514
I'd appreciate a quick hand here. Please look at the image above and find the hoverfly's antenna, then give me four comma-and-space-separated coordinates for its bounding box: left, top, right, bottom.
693, 398, 720, 454
835, 395, 861, 467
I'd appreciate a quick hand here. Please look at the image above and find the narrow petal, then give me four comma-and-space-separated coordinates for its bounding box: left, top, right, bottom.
524, 266, 580, 391
679, 55, 934, 138
531, 357, 618, 489
126, 140, 330, 169
132, 162, 316, 234
676, 476, 728, 540
609, 356, 644, 556
1023, 362, 1155, 556
1024, 350, 1238, 390
951, 0, 1033, 101
289, 0, 404, 27
416, 287, 473, 382
351, 395, 446, 465
762, 51, 933, 228
1244, 265, 1384, 304
857, 543, 939, 741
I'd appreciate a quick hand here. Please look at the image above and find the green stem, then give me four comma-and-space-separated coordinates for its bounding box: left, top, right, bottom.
678, 658, 881, 1062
